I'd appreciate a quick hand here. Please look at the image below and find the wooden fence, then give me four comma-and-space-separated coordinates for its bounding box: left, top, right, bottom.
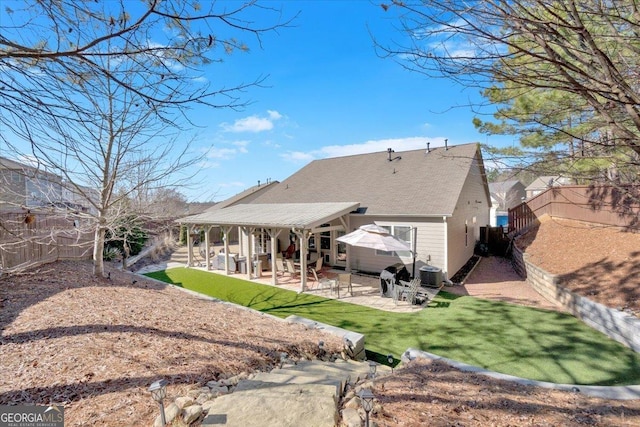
508, 185, 640, 234
0, 210, 93, 271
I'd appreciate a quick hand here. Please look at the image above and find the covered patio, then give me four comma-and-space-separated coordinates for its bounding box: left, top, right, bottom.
178, 202, 361, 293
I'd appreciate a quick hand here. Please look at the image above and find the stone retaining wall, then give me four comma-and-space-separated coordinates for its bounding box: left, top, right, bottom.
285, 315, 366, 361
512, 245, 640, 352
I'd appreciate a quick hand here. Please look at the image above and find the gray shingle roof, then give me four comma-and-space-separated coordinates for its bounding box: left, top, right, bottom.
489, 180, 522, 194
252, 143, 485, 216
205, 181, 279, 212
526, 176, 571, 191
179, 202, 360, 229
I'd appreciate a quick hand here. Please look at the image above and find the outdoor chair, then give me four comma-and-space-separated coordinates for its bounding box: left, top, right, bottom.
309, 268, 329, 290
275, 257, 287, 277
379, 270, 395, 298
397, 277, 421, 305
336, 273, 352, 298
285, 259, 299, 279
307, 257, 323, 281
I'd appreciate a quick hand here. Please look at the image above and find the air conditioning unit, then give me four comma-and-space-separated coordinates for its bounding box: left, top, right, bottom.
419, 266, 442, 287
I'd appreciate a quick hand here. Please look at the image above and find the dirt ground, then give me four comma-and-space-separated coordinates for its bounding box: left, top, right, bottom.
0, 262, 343, 426
515, 216, 640, 314
369, 358, 640, 427
1, 217, 639, 426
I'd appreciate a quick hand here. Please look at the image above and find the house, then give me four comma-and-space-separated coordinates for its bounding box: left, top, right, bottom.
0, 157, 63, 210
179, 143, 491, 290
525, 176, 571, 199
488, 180, 526, 227
0, 156, 97, 214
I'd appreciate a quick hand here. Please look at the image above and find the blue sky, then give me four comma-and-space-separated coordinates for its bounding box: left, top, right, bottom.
184, 1, 518, 202
2, 1, 517, 203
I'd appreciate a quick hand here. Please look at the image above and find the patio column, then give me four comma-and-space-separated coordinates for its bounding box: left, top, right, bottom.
204, 225, 212, 270
292, 228, 310, 292
186, 225, 193, 267
222, 225, 232, 274
242, 226, 256, 279
237, 226, 244, 257
339, 216, 351, 272
268, 228, 282, 286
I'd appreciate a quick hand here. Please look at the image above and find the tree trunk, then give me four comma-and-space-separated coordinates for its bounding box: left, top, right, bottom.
93, 226, 106, 277
122, 239, 130, 271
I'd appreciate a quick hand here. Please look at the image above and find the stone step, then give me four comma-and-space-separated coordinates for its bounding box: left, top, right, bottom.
201, 383, 338, 427
235, 372, 344, 399
199, 359, 385, 426
276, 359, 390, 384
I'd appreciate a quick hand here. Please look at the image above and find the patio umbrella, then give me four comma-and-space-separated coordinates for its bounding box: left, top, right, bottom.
336, 224, 412, 253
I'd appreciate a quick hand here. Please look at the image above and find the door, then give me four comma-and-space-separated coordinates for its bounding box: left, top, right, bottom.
335, 230, 347, 267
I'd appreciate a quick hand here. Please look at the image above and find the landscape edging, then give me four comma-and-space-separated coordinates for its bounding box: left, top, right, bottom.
402, 348, 640, 400
512, 245, 640, 352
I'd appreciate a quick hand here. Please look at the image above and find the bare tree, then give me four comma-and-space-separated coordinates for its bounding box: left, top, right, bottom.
0, 1, 292, 276
376, 0, 640, 188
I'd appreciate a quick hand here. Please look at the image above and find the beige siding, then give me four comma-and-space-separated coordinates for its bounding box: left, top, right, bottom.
446, 155, 491, 277
343, 216, 446, 276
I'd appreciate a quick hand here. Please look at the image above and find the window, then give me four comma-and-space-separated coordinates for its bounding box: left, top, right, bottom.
376, 225, 413, 257
10, 171, 22, 183
319, 223, 331, 250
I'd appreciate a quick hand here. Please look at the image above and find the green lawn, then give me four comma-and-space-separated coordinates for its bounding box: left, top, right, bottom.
146, 267, 640, 386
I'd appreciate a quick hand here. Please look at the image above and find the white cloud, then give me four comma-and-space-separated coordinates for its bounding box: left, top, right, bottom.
263, 140, 282, 149
318, 137, 447, 158
232, 140, 249, 153
204, 139, 249, 160
206, 147, 237, 159
279, 151, 315, 163
267, 110, 282, 120
278, 137, 449, 164
198, 160, 220, 169
221, 110, 283, 133
217, 181, 246, 188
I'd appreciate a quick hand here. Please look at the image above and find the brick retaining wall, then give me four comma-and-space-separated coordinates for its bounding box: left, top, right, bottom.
512, 245, 640, 352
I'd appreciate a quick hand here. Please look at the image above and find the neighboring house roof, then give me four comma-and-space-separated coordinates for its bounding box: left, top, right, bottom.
489, 179, 526, 210
206, 180, 279, 212
489, 180, 522, 195
183, 202, 216, 216
181, 202, 360, 230
251, 143, 487, 216
526, 176, 570, 192
0, 156, 61, 181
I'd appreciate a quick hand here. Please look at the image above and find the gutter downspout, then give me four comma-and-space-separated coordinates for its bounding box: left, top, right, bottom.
412, 226, 417, 278
443, 216, 448, 279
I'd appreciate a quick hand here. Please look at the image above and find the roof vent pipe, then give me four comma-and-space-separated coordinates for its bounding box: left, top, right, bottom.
387, 148, 402, 162
445, 139, 448, 150
426, 142, 431, 153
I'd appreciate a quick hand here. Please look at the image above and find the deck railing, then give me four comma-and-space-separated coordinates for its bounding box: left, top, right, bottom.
508, 185, 639, 234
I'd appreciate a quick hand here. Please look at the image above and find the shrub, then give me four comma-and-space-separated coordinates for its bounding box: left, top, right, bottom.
105, 219, 148, 259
